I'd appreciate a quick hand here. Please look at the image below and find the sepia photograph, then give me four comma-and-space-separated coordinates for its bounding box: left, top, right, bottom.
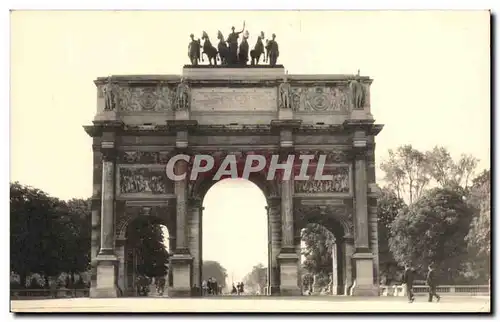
6, 5, 492, 314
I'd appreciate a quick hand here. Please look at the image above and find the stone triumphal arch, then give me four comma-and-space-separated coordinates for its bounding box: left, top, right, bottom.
84, 65, 383, 298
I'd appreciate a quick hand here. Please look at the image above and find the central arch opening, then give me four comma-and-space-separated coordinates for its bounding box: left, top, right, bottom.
201, 178, 269, 296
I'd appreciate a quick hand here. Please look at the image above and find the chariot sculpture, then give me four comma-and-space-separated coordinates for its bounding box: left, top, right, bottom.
187, 22, 280, 67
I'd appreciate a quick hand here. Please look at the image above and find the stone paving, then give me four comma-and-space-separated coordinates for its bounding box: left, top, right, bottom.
11, 296, 491, 313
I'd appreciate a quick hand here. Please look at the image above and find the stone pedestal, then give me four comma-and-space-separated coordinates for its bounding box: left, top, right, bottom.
350, 253, 379, 296
169, 253, 193, 297
278, 252, 301, 296
94, 110, 118, 122
279, 108, 293, 120
92, 254, 120, 298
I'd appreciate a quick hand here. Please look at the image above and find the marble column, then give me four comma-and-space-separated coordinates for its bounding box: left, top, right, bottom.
92, 145, 119, 298
278, 164, 301, 295
170, 155, 193, 297
331, 242, 339, 295
350, 138, 378, 296
343, 237, 354, 295
168, 237, 176, 287
188, 198, 202, 290
267, 197, 281, 295
369, 206, 380, 285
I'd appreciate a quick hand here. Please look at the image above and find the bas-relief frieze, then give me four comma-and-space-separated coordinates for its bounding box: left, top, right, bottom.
294, 166, 351, 194
117, 85, 175, 112
291, 86, 349, 113
295, 150, 350, 163
190, 87, 277, 112
118, 166, 173, 195
118, 151, 172, 164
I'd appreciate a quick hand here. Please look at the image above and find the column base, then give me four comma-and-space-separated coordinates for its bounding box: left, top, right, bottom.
270, 286, 281, 295
170, 252, 193, 298
350, 283, 379, 296
350, 252, 379, 296
278, 252, 301, 296
91, 254, 120, 298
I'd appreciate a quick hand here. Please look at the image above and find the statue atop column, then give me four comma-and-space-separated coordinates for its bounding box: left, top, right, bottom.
226, 21, 246, 65
103, 76, 118, 111
278, 74, 291, 109
175, 77, 190, 111
349, 70, 366, 110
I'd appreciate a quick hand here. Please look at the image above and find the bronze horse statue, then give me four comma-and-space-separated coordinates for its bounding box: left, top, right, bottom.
217, 30, 230, 65
188, 34, 201, 65
250, 31, 266, 65
201, 31, 218, 65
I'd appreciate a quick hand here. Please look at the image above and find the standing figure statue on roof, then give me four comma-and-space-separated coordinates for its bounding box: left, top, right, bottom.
226, 21, 246, 65
103, 76, 118, 111
349, 70, 366, 110
188, 33, 201, 66
266, 33, 279, 67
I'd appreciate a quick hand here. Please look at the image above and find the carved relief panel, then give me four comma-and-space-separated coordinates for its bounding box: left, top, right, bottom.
117, 165, 174, 196
291, 86, 350, 113
294, 165, 351, 194
116, 85, 175, 112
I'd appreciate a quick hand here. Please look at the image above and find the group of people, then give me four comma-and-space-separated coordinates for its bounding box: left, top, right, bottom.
201, 277, 222, 296
402, 263, 441, 303
231, 282, 245, 295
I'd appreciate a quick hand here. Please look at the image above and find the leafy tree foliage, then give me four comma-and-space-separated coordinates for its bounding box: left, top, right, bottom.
10, 182, 67, 286
301, 223, 335, 288
127, 218, 169, 278
202, 260, 227, 289
242, 263, 267, 293
381, 145, 478, 204
377, 188, 407, 283
389, 187, 474, 282
465, 169, 490, 281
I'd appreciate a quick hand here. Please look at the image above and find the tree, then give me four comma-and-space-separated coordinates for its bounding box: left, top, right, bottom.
57, 198, 92, 284
242, 263, 267, 293
389, 187, 474, 283
10, 182, 67, 286
202, 260, 227, 289
380, 145, 430, 204
381, 145, 479, 204
425, 147, 478, 189
377, 188, 407, 283
127, 218, 169, 278
301, 223, 335, 288
465, 169, 490, 281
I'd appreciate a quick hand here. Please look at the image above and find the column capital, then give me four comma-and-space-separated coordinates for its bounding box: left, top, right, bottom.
101, 141, 117, 162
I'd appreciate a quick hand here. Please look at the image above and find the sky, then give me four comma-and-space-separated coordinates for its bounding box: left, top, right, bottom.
10, 10, 490, 282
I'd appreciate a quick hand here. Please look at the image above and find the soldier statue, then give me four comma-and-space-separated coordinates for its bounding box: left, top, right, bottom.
349, 70, 366, 109
103, 76, 117, 111
226, 21, 246, 64
266, 33, 279, 67
279, 74, 291, 109
176, 78, 190, 111
188, 33, 201, 66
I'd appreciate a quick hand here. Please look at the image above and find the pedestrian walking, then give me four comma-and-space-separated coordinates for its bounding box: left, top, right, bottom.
426, 264, 441, 302
402, 264, 415, 303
